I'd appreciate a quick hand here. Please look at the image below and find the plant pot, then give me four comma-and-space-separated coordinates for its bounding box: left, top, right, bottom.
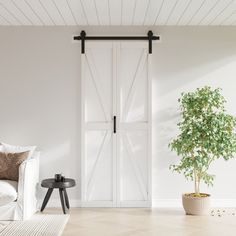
182, 193, 211, 215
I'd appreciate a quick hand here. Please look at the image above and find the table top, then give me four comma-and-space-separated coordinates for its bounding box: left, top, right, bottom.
41, 178, 76, 189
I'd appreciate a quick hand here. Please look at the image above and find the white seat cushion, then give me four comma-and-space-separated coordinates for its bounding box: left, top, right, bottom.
0, 180, 18, 206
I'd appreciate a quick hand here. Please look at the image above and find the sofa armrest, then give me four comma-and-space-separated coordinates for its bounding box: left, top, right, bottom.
17, 152, 40, 219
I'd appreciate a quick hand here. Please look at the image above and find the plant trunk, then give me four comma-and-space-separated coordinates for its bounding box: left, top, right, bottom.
194, 180, 200, 195
196, 180, 200, 195
194, 169, 200, 195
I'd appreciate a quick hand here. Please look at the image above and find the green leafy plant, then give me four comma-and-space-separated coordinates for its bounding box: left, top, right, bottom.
169, 86, 236, 196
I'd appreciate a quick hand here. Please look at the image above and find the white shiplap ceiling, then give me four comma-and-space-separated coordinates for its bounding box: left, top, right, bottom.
0, 0, 236, 26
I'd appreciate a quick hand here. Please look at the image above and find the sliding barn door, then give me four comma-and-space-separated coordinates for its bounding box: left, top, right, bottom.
117, 43, 151, 207
81, 42, 116, 206
81, 42, 151, 207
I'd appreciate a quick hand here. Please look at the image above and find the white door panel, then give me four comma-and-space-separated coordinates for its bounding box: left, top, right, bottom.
85, 48, 113, 122
119, 47, 148, 122
85, 130, 113, 201
117, 43, 151, 206
81, 42, 151, 207
82, 43, 115, 205
120, 132, 148, 201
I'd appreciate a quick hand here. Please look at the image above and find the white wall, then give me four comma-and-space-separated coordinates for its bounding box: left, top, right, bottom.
152, 27, 236, 207
0, 26, 236, 207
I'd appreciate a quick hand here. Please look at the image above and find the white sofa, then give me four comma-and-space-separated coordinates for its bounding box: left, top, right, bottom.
0, 152, 39, 220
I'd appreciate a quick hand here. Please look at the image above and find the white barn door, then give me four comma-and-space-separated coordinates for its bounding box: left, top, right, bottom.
117, 43, 151, 207
81, 42, 116, 207
81, 42, 151, 207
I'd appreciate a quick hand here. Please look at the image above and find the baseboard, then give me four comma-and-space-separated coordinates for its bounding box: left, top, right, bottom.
38, 199, 81, 208
39, 199, 151, 208
80, 201, 114, 207
211, 199, 236, 207
81, 201, 151, 207
152, 199, 182, 208
38, 198, 236, 208
152, 199, 236, 208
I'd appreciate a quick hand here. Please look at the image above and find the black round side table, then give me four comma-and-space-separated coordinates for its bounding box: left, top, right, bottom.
41, 178, 76, 214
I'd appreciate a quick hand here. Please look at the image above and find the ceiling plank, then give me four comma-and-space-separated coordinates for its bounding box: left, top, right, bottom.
38, 0, 56, 25
109, 0, 121, 25
192, 0, 234, 25
25, 0, 54, 25
39, 0, 65, 25
95, 0, 109, 25
122, 0, 136, 25
0, 13, 11, 25
189, 0, 219, 25
0, 0, 30, 25
155, 0, 179, 25
166, 0, 191, 25
0, 3, 21, 25
222, 11, 236, 25
53, 0, 76, 25
205, 0, 234, 25
67, 0, 87, 25
51, 0, 67, 25
231, 15, 236, 25
210, 1, 236, 25
24, 0, 46, 25
133, 0, 149, 25
81, 0, 99, 25
1, 0, 236, 26
177, 0, 205, 25
143, 0, 164, 25
10, 0, 43, 25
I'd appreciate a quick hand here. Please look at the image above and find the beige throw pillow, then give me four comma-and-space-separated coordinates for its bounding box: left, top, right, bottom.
0, 151, 29, 181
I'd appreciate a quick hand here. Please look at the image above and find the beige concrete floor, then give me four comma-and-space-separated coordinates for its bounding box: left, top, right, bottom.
43, 208, 236, 236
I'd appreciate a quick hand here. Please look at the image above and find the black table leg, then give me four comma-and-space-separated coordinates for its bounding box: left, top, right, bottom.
59, 188, 66, 214
41, 188, 53, 212
64, 189, 70, 209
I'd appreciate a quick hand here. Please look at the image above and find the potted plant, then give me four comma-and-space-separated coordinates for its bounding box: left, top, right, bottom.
169, 86, 236, 215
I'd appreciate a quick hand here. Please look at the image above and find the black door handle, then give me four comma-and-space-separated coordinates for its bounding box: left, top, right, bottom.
113, 116, 116, 134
